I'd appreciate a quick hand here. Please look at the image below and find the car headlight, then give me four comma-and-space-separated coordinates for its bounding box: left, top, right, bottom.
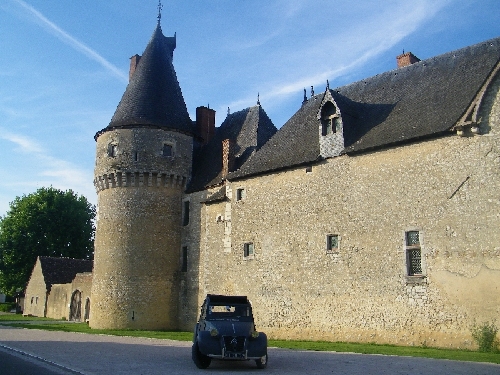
210, 328, 219, 337
251, 330, 260, 339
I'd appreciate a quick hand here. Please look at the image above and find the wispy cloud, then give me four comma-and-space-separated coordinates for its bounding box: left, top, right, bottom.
0, 128, 95, 207
13, 0, 128, 83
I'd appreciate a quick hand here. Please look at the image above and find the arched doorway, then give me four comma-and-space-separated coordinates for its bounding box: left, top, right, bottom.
84, 298, 90, 322
69, 290, 82, 321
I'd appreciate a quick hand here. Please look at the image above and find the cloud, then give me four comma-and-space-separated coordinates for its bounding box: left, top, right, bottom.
13, 0, 128, 83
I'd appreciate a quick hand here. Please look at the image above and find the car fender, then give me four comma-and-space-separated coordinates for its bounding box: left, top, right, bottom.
196, 330, 222, 356
247, 332, 268, 357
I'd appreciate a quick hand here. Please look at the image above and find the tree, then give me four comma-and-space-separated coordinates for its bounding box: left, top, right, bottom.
0, 187, 95, 295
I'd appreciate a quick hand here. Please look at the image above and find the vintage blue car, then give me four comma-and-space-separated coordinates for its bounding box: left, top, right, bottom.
192, 294, 268, 369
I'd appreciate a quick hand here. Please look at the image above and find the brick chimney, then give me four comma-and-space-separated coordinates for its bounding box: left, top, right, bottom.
222, 139, 236, 178
196, 106, 216, 145
129, 54, 141, 81
396, 52, 420, 68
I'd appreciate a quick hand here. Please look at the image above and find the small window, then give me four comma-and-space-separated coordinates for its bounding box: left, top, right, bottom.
244, 243, 254, 258
305, 166, 313, 173
321, 101, 338, 136
406, 231, 422, 276
108, 144, 117, 157
162, 144, 173, 157
182, 201, 190, 226
326, 234, 339, 253
134, 151, 139, 161
30, 297, 34, 305
236, 188, 246, 201
181, 246, 188, 272
35, 296, 38, 304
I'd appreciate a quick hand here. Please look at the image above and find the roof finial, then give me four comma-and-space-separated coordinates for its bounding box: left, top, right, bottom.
257, 92, 261, 106
302, 88, 307, 104
311, 86, 314, 97
227, 107, 230, 115
157, 0, 163, 25
326, 80, 330, 90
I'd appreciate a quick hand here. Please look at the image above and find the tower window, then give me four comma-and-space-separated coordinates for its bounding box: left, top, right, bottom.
163, 144, 173, 157
406, 231, 422, 276
134, 151, 139, 161
108, 144, 117, 157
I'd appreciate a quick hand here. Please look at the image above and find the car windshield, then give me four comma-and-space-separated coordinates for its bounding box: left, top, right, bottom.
205, 304, 253, 322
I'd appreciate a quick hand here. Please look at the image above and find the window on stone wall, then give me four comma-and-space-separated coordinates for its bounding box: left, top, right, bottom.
134, 151, 139, 161
326, 234, 339, 253
108, 143, 117, 157
162, 143, 173, 157
35, 296, 38, 304
182, 200, 190, 226
236, 188, 246, 201
30, 297, 34, 305
406, 231, 422, 276
244, 243, 254, 258
181, 246, 188, 272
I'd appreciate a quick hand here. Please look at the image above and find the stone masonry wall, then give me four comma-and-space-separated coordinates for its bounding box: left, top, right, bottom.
180, 71, 500, 348
23, 259, 47, 317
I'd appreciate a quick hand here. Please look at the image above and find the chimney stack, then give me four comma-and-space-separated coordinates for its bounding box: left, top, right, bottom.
196, 106, 216, 145
222, 139, 236, 178
129, 54, 141, 81
396, 52, 420, 68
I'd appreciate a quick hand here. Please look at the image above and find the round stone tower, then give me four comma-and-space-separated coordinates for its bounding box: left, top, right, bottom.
90, 22, 193, 330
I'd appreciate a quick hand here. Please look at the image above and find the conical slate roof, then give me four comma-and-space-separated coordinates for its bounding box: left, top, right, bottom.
107, 24, 192, 133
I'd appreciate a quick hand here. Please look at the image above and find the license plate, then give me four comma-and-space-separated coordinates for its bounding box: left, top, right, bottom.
224, 352, 245, 359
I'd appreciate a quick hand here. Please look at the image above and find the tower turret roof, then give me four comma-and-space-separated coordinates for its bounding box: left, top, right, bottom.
106, 24, 192, 134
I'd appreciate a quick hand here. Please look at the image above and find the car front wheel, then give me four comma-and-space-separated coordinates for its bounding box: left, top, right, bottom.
192, 342, 211, 369
255, 354, 268, 369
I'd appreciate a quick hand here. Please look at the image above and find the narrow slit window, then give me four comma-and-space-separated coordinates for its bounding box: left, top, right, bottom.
182, 201, 190, 226
108, 144, 117, 157
236, 188, 246, 201
406, 231, 422, 276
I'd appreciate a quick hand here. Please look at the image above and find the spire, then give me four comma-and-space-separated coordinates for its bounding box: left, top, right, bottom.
326, 80, 330, 90
157, 0, 163, 25
107, 23, 191, 133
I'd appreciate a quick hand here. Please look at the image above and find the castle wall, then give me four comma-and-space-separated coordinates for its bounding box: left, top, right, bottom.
46, 283, 71, 320
23, 259, 47, 317
91, 127, 192, 330
181, 72, 500, 348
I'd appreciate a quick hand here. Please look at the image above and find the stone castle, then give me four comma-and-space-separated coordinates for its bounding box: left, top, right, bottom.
24, 18, 500, 349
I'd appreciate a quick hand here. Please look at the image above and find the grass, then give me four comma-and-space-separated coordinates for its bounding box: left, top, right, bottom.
1, 315, 499, 365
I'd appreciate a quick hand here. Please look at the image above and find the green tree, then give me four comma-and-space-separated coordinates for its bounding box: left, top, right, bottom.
0, 187, 95, 295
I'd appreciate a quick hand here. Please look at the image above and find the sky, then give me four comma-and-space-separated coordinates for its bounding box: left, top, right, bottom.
0, 0, 499, 216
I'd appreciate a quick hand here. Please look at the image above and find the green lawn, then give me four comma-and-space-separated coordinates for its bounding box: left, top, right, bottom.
1, 315, 498, 365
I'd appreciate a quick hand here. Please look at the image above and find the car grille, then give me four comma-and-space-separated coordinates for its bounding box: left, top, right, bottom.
222, 336, 246, 353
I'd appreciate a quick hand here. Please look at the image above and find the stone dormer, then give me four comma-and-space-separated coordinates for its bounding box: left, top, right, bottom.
317, 89, 344, 158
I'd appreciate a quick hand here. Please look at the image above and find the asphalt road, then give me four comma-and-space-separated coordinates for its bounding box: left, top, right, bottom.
0, 325, 499, 375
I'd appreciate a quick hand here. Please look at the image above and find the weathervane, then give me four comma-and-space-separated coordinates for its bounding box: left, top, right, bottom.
157, 0, 163, 24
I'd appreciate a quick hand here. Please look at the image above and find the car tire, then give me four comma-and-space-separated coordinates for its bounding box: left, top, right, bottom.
255, 353, 268, 369
192, 342, 211, 369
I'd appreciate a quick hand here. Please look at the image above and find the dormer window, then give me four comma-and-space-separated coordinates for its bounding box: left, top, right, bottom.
320, 101, 338, 136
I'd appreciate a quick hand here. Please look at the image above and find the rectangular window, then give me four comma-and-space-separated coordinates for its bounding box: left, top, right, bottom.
109, 144, 117, 157
326, 234, 339, 253
163, 144, 173, 157
181, 246, 188, 272
134, 151, 139, 161
406, 231, 422, 275
182, 201, 190, 226
236, 188, 246, 201
244, 243, 254, 258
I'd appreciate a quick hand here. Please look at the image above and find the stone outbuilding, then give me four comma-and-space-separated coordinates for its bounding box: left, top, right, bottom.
24, 256, 92, 321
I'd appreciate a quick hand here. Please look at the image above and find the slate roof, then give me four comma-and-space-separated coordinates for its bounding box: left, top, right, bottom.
188, 105, 277, 192
39, 256, 92, 290
103, 24, 192, 135
230, 37, 500, 180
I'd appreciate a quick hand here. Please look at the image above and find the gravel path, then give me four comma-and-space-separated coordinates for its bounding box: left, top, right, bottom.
0, 325, 498, 375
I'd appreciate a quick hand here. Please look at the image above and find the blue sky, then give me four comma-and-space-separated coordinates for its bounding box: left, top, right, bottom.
0, 0, 499, 216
